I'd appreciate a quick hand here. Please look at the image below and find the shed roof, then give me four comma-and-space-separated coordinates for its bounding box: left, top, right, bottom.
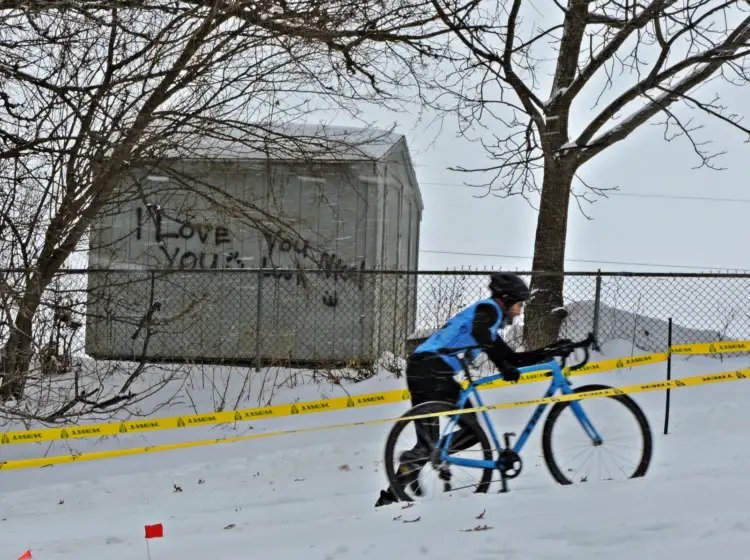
168, 123, 406, 162
147, 122, 423, 213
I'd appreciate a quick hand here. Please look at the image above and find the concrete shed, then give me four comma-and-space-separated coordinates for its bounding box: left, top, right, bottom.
84, 124, 422, 366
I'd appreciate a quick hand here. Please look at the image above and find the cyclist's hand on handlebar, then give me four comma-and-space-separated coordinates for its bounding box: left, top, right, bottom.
500, 364, 521, 383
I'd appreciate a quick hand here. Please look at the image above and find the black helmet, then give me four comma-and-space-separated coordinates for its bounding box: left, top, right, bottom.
489, 272, 531, 306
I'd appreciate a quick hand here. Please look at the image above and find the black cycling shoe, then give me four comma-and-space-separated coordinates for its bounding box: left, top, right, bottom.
375, 446, 433, 506
375, 488, 398, 507
374, 461, 424, 507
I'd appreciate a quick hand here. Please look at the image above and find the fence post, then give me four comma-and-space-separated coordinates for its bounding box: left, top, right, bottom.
663, 317, 673, 435
255, 268, 263, 372
392, 271, 399, 355
592, 269, 602, 343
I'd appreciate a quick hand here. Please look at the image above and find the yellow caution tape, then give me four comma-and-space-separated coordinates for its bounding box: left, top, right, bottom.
467, 352, 669, 390
0, 390, 409, 445
1, 336, 743, 446
1, 367, 746, 472
670, 340, 750, 355
0, 350, 667, 446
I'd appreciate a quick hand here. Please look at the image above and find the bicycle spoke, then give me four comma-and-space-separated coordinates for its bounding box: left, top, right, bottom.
542, 386, 652, 485
384, 401, 495, 501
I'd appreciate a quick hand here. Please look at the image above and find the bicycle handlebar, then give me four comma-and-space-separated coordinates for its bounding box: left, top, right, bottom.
555, 332, 599, 371
436, 332, 600, 371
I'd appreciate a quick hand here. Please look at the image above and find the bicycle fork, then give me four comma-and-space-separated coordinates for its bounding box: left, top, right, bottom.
566, 399, 604, 445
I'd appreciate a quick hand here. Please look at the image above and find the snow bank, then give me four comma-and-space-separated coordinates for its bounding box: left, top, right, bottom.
1, 342, 750, 559
562, 300, 741, 355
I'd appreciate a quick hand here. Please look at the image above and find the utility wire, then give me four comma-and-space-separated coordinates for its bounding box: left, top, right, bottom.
419, 181, 750, 204
419, 249, 750, 272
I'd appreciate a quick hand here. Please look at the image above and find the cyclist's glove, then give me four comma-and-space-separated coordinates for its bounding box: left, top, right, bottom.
500, 364, 521, 383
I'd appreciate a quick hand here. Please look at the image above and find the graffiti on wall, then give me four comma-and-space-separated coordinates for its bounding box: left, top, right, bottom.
135, 207, 245, 269
259, 229, 365, 293
132, 207, 366, 308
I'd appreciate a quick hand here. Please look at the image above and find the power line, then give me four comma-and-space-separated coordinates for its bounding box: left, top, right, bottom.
419, 248, 750, 272
418, 181, 750, 204
606, 192, 750, 204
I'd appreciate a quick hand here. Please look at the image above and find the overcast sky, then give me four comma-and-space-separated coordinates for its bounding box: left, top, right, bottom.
407, 88, 749, 274
344, 5, 750, 275
356, 73, 748, 275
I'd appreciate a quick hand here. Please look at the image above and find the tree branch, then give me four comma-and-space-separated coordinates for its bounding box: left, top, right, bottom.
576, 15, 750, 159
558, 0, 678, 107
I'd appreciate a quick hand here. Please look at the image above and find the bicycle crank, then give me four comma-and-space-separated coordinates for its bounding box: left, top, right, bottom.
429, 449, 454, 492
497, 432, 523, 493
438, 464, 452, 492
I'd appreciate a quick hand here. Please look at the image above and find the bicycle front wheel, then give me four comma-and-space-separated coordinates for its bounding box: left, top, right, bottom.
542, 384, 653, 485
384, 400, 494, 502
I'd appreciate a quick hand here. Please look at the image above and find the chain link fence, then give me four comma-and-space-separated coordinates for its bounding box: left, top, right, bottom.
411, 271, 750, 374
1, 268, 749, 378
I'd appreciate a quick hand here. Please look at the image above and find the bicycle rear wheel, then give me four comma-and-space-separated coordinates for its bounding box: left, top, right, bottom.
542, 384, 653, 485
384, 400, 494, 502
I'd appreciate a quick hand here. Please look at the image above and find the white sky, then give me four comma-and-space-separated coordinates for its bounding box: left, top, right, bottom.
408, 98, 749, 273
344, 3, 750, 274
366, 67, 749, 274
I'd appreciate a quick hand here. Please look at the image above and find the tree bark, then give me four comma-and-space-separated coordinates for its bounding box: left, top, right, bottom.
521, 1, 588, 349
0, 273, 45, 401
524, 157, 576, 349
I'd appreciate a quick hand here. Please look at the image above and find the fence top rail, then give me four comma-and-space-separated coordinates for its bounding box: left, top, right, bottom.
3, 267, 750, 278
2, 267, 750, 279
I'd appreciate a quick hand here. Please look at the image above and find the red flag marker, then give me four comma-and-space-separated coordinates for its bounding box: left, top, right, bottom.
18, 551, 32, 560
144, 523, 163, 559
145, 523, 164, 539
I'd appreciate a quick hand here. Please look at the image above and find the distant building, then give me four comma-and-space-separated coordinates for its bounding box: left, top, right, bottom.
85, 124, 422, 366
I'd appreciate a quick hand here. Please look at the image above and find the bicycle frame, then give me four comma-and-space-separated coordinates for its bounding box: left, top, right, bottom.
437, 357, 605, 470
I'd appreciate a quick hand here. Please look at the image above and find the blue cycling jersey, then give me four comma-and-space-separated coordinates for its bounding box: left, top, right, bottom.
415, 298, 505, 373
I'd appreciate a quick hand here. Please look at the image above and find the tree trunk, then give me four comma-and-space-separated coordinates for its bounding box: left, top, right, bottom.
0, 273, 45, 401
524, 159, 576, 349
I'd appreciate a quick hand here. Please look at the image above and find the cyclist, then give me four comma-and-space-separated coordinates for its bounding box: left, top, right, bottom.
375, 272, 554, 507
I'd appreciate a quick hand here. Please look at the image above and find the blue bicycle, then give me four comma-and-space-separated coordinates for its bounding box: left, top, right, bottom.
384, 334, 652, 501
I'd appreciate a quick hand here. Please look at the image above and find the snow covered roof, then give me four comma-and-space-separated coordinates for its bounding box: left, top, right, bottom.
163, 123, 407, 163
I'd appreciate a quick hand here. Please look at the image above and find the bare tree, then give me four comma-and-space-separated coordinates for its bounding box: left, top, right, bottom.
425, 0, 750, 346
420, 271, 473, 331
0, 0, 471, 414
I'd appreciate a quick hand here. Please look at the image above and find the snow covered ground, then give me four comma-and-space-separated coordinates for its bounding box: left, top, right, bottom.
2, 339, 750, 559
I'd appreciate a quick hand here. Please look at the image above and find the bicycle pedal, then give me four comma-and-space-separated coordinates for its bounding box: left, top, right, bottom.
498, 469, 511, 494
438, 467, 452, 482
